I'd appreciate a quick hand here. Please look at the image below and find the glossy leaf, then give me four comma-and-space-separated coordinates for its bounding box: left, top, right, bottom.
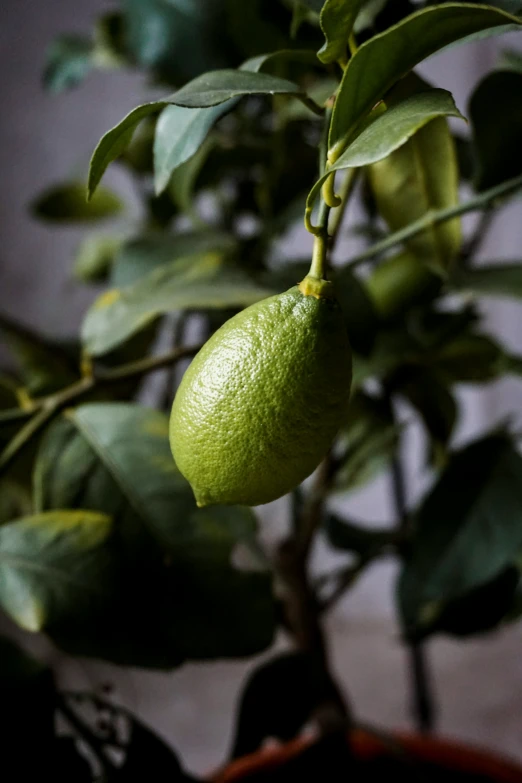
318, 0, 365, 64
167, 137, 214, 210
83, 252, 273, 356
111, 230, 236, 287
43, 35, 93, 93
329, 3, 521, 154
33, 182, 123, 223
73, 234, 124, 283
91, 70, 305, 199
153, 103, 232, 195
455, 263, 522, 298
308, 88, 463, 214
34, 404, 195, 550
35, 404, 275, 664
0, 510, 113, 632
153, 52, 316, 194
398, 434, 522, 633
470, 70, 522, 190
170, 69, 304, 108
368, 80, 461, 273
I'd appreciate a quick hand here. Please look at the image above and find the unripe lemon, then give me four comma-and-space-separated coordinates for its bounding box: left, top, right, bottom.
169, 276, 352, 507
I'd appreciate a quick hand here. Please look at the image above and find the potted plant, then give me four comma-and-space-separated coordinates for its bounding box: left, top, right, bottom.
2, 0, 522, 780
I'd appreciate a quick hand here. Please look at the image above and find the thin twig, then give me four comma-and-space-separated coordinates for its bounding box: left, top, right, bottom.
460, 206, 495, 263
0, 344, 201, 478
328, 169, 359, 256
387, 397, 436, 735
347, 173, 522, 270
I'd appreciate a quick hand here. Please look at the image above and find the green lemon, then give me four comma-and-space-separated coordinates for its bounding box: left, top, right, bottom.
169, 275, 352, 507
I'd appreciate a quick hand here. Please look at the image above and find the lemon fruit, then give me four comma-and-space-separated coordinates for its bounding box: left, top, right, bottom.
169, 275, 352, 507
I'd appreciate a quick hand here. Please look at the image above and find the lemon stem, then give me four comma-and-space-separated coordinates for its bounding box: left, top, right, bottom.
309, 199, 330, 280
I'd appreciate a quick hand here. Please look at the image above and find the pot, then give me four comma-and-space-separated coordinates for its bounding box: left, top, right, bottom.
214, 729, 522, 783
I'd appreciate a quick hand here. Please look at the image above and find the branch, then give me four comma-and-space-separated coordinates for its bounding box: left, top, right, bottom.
0, 344, 201, 478
386, 396, 436, 735
347, 173, 522, 269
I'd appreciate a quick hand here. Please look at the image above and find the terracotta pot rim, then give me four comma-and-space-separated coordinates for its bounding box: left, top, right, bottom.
213, 729, 522, 783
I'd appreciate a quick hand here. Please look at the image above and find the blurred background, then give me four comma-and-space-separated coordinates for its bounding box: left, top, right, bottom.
1, 0, 522, 775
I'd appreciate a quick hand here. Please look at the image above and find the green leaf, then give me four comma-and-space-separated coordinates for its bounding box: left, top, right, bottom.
73, 234, 124, 283
92, 11, 127, 69
455, 263, 522, 298
170, 69, 305, 108
354, 0, 387, 33
470, 70, 522, 190
36, 403, 275, 664
318, 0, 364, 64
166, 137, 214, 209
34, 404, 195, 550
478, 0, 522, 13
162, 503, 275, 660
0, 318, 78, 396
90, 68, 307, 199
307, 88, 464, 215
89, 103, 176, 200
325, 515, 394, 557
424, 565, 521, 639
0, 510, 113, 632
111, 231, 235, 287
153, 103, 232, 195
42, 35, 93, 94
368, 77, 461, 273
125, 0, 228, 84
398, 433, 522, 634
154, 53, 317, 193
32, 182, 123, 223
83, 252, 273, 356
329, 3, 521, 154
332, 391, 399, 493
434, 334, 504, 383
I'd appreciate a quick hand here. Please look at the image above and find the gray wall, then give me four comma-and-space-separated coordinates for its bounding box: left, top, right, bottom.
1, 1, 522, 777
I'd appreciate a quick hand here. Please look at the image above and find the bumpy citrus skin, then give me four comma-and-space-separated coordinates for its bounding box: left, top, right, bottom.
169, 282, 352, 507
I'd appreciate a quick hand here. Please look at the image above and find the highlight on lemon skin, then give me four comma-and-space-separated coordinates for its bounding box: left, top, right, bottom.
169, 277, 352, 508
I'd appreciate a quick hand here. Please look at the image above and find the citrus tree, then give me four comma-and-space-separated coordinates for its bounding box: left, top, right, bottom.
3, 0, 522, 779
